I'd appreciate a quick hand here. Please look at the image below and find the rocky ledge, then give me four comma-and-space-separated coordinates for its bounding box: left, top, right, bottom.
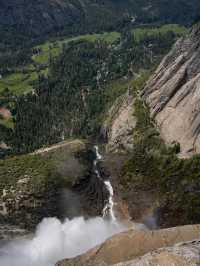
56, 224, 200, 266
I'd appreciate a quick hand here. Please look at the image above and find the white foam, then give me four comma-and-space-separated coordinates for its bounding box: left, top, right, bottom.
0, 216, 125, 266
94, 145, 102, 160
94, 146, 116, 221
0, 145, 123, 266
103, 180, 116, 221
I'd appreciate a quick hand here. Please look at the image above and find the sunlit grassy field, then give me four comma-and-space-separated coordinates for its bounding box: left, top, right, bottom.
0, 25, 186, 96
0, 31, 120, 95
132, 24, 187, 43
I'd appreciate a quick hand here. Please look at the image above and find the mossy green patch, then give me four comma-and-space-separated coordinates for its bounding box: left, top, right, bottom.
0, 67, 49, 95
132, 24, 187, 43
0, 31, 120, 96
0, 71, 36, 95
32, 32, 120, 64
0, 140, 85, 194
0, 117, 14, 129
77, 32, 120, 43
0, 25, 185, 96
0, 154, 57, 194
32, 42, 60, 64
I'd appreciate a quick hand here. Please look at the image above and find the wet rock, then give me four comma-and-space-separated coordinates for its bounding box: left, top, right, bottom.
0, 224, 28, 242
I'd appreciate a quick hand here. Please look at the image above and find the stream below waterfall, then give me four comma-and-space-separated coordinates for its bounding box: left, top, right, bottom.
0, 145, 126, 266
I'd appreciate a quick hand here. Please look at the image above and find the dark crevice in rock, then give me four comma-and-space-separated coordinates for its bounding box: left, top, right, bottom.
152, 69, 188, 118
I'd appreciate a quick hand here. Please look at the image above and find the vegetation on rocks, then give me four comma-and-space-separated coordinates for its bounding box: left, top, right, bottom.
0, 153, 61, 228
0, 154, 59, 193
0, 21, 195, 229
120, 86, 200, 227
0, 140, 88, 229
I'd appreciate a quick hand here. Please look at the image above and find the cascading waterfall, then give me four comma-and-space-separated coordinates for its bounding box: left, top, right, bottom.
93, 145, 116, 221
94, 145, 102, 160
0, 145, 125, 266
103, 181, 116, 221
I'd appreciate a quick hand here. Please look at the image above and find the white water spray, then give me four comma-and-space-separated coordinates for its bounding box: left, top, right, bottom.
0, 145, 125, 266
0, 217, 125, 266
94, 145, 102, 160
103, 181, 116, 221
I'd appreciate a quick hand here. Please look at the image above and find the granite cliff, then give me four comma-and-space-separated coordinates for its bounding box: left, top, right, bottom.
102, 91, 136, 152
142, 24, 200, 157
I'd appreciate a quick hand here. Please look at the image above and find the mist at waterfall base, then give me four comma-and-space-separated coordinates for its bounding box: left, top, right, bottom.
0, 146, 126, 266
0, 216, 125, 266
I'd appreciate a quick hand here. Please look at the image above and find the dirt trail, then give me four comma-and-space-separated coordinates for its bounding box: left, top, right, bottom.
31, 140, 85, 155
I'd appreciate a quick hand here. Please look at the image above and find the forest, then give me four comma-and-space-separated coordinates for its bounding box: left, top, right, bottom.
0, 24, 186, 155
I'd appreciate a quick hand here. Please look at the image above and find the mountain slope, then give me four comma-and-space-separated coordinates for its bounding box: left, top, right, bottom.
0, 0, 200, 38
142, 24, 200, 157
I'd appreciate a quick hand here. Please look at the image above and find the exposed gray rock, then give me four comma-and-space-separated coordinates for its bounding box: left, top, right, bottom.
0, 224, 28, 242
142, 25, 200, 157
102, 91, 136, 152
114, 240, 200, 266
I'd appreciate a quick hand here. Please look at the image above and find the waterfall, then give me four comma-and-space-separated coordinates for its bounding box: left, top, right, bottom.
0, 145, 125, 266
93, 145, 116, 221
102, 181, 116, 221
0, 217, 125, 266
94, 145, 102, 160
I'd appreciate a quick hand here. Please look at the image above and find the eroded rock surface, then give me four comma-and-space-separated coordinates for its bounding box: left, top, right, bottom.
142, 25, 200, 157
114, 240, 200, 266
56, 224, 200, 266
102, 92, 136, 152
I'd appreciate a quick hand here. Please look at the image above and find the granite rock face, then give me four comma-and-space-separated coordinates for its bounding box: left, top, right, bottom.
142, 25, 200, 157
56, 224, 200, 266
102, 92, 136, 152
114, 240, 200, 266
